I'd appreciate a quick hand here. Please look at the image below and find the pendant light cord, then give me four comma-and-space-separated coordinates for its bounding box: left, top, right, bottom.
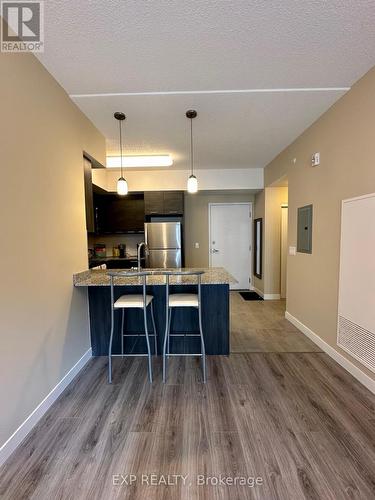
119, 119, 123, 178
190, 117, 194, 176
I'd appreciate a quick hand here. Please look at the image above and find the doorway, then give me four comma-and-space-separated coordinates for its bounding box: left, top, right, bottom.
209, 203, 252, 290
280, 204, 288, 299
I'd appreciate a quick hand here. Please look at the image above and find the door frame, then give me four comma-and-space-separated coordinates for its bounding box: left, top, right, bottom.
280, 204, 288, 299
208, 202, 253, 289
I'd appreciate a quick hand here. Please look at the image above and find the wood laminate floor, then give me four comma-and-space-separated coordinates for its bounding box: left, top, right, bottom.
1, 352, 374, 500
230, 293, 322, 353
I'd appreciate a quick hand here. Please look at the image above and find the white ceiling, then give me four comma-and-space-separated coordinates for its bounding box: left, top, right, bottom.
72, 91, 346, 169
37, 0, 375, 169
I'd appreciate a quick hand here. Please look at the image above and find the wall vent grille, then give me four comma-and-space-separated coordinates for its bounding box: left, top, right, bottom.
337, 193, 375, 374
338, 315, 375, 374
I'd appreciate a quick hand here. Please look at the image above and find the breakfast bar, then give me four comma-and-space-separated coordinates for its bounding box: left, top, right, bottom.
73, 267, 236, 355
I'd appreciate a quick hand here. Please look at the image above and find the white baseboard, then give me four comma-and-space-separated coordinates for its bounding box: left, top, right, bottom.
0, 348, 92, 466
264, 293, 281, 300
285, 311, 375, 395
252, 286, 264, 298
252, 287, 281, 300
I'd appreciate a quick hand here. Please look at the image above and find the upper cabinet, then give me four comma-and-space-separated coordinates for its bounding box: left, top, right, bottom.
83, 156, 95, 233
163, 191, 184, 214
94, 192, 145, 234
144, 191, 164, 215
144, 191, 184, 215
85, 184, 185, 234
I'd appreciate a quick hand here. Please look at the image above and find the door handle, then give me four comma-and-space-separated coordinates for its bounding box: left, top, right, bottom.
211, 249, 219, 254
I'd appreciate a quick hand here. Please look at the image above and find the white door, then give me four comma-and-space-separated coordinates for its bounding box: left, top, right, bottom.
209, 203, 252, 290
280, 206, 288, 299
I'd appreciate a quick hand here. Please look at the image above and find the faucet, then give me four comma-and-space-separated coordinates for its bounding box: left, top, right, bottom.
137, 242, 148, 271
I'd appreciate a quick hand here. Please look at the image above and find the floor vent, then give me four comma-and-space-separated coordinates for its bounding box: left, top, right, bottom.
338, 316, 375, 374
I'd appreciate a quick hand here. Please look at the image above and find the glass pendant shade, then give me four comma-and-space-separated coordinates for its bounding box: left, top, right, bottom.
186, 110, 198, 194
117, 176, 128, 195
114, 111, 128, 196
187, 174, 198, 194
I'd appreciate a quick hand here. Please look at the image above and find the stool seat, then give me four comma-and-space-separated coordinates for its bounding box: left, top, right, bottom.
108, 270, 157, 385
162, 270, 206, 383
114, 294, 153, 309
169, 293, 198, 308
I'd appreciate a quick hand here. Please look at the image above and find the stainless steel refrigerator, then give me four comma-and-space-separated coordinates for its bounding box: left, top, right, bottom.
145, 222, 182, 268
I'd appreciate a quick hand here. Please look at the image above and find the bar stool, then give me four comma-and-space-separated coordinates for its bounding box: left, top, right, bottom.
107, 271, 157, 384
162, 271, 206, 383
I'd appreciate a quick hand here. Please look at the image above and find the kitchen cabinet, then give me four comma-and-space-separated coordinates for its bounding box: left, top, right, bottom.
144, 191, 184, 215
83, 156, 95, 232
89, 189, 184, 234
163, 191, 184, 214
94, 193, 145, 234
105, 259, 137, 269
79, 278, 231, 355
144, 192, 164, 215
89, 257, 145, 269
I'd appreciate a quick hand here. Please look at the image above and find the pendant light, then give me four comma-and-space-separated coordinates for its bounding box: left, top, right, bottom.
114, 112, 128, 195
186, 109, 198, 194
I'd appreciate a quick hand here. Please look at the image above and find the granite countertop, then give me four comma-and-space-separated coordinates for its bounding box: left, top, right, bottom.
73, 267, 237, 287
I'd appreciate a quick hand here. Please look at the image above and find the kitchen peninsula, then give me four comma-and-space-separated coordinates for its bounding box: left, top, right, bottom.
74, 267, 236, 355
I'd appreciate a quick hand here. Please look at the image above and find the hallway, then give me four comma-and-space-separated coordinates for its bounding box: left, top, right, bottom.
230, 293, 321, 353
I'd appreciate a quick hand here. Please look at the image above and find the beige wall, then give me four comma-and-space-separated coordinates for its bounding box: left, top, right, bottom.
253, 187, 288, 296
0, 51, 105, 449
265, 66, 375, 381
184, 192, 255, 267
93, 167, 264, 192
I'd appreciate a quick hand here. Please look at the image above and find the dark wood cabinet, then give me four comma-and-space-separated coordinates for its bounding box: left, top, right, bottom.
94, 193, 145, 233
163, 191, 184, 214
88, 284, 229, 355
144, 191, 184, 215
144, 191, 164, 215
89, 257, 145, 269
88, 189, 184, 234
106, 259, 137, 269
83, 156, 95, 232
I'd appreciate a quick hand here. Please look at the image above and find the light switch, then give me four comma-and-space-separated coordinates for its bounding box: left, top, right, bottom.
289, 246, 296, 256
195, 242, 200, 249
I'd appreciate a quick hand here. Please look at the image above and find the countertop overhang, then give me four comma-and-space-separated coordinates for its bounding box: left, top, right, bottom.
73, 267, 237, 287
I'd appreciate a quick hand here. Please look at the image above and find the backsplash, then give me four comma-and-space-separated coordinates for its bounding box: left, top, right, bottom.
88, 234, 144, 257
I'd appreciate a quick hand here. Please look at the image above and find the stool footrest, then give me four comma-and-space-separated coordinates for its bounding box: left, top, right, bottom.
122, 333, 156, 337
168, 333, 201, 337
110, 353, 151, 358
166, 353, 203, 357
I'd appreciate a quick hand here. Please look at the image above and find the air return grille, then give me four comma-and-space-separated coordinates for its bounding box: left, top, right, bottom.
338, 316, 375, 373
337, 193, 375, 374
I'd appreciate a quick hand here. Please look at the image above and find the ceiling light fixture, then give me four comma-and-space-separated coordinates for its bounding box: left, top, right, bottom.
70, 87, 350, 99
186, 109, 198, 194
114, 112, 128, 195
106, 155, 173, 168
